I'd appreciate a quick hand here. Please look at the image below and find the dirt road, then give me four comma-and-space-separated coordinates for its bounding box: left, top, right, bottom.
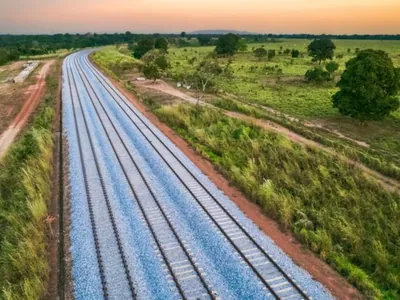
0, 60, 54, 158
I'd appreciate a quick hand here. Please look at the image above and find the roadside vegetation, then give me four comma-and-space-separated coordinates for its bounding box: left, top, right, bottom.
0, 61, 60, 299
92, 36, 400, 298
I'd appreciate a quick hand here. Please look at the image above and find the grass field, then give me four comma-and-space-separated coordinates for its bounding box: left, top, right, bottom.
166, 39, 400, 179
0, 61, 59, 299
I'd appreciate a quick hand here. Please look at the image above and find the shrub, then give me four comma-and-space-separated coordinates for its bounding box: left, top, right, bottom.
291, 49, 300, 58
305, 67, 331, 83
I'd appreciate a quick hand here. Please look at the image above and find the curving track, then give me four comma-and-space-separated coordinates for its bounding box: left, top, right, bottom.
63, 50, 333, 300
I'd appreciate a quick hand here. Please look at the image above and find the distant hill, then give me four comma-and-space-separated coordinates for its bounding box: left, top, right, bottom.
190, 30, 258, 35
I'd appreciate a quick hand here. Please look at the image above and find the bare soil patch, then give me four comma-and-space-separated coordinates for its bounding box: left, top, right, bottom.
102, 73, 363, 300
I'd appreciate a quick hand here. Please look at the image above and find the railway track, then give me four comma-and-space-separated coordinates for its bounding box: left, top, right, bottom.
65, 56, 136, 300
71, 54, 216, 300
79, 52, 310, 300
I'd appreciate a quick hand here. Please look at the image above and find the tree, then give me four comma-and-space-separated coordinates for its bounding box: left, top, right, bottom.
254, 48, 267, 59
332, 49, 400, 122
188, 59, 223, 103
307, 38, 336, 64
215, 33, 240, 56
180, 32, 186, 38
267, 50, 276, 61
284, 48, 291, 55
291, 49, 300, 58
305, 67, 330, 83
325, 61, 339, 79
197, 35, 212, 46
141, 50, 169, 82
237, 39, 248, 52
133, 38, 154, 59
155, 37, 168, 52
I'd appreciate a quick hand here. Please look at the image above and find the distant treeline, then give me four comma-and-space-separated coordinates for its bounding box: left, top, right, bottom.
1, 32, 399, 65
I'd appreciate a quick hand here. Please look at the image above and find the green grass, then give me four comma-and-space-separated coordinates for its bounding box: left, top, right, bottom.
92, 46, 141, 78
0, 61, 59, 299
154, 103, 400, 299
166, 39, 400, 179
207, 96, 400, 180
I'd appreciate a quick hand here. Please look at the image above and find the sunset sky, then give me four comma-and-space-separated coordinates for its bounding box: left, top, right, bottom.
1, 0, 399, 34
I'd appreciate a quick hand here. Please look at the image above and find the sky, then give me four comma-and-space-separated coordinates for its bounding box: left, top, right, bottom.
0, 0, 399, 34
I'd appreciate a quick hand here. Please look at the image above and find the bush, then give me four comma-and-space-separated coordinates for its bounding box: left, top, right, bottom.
254, 48, 267, 59
305, 67, 331, 83
291, 49, 300, 58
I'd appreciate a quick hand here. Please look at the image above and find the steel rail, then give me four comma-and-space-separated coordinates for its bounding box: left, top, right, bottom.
67, 55, 136, 299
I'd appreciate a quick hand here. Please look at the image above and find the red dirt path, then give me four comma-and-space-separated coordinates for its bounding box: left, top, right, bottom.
102, 73, 363, 300
0, 60, 54, 158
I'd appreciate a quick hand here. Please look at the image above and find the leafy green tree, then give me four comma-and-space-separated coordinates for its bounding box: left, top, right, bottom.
141, 50, 169, 82
267, 50, 276, 61
215, 33, 240, 57
254, 48, 267, 59
332, 49, 400, 122
133, 38, 154, 59
197, 35, 212, 46
284, 48, 291, 55
180, 32, 186, 38
291, 49, 300, 58
326, 61, 339, 79
142, 63, 161, 83
155, 37, 168, 52
188, 59, 223, 103
305, 66, 330, 83
307, 38, 336, 64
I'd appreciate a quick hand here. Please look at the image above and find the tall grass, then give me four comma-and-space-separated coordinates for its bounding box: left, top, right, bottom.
155, 104, 400, 299
0, 63, 59, 299
209, 96, 400, 180
92, 46, 141, 78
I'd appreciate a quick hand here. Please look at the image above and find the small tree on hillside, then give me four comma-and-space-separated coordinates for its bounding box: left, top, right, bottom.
188, 59, 223, 103
332, 49, 400, 122
215, 33, 240, 56
141, 50, 169, 82
155, 37, 168, 52
254, 48, 267, 59
133, 38, 154, 59
307, 38, 336, 64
